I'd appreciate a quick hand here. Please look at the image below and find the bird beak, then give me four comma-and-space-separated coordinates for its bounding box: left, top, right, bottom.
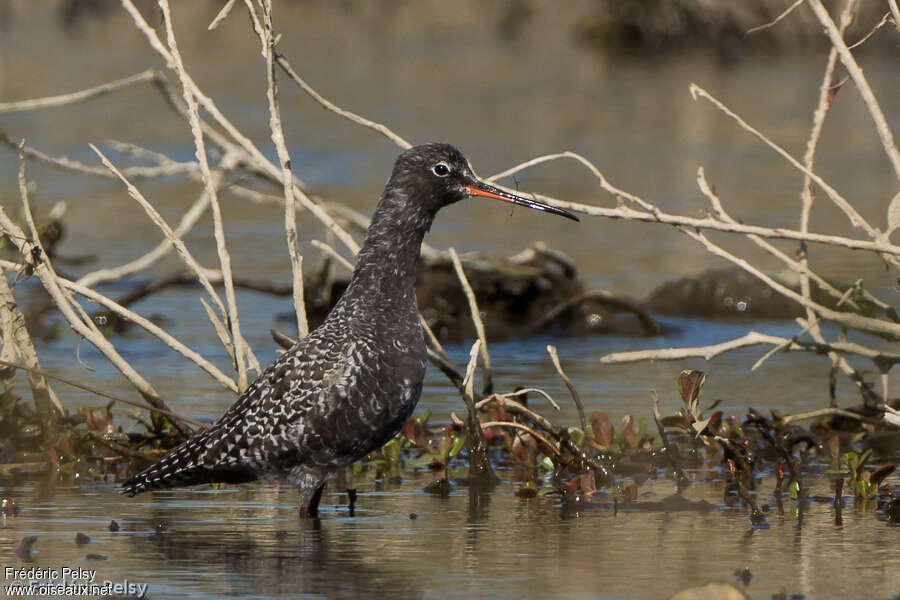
465, 181, 580, 222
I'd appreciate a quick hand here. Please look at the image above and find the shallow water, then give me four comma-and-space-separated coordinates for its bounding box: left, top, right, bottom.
2, 2, 900, 599
1, 470, 897, 599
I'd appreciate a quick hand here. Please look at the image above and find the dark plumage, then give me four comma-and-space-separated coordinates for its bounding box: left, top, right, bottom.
120, 143, 577, 517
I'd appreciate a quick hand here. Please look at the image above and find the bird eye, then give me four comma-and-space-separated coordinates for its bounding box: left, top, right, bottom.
432, 162, 451, 177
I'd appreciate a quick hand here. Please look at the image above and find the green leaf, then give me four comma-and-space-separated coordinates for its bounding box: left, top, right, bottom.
567, 427, 585, 447
449, 433, 466, 458
789, 480, 800, 500
414, 410, 431, 426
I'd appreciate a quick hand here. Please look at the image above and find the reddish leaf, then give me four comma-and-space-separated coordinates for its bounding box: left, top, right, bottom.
562, 476, 580, 496
515, 483, 538, 498
826, 81, 842, 108
622, 415, 637, 448
579, 470, 596, 496
482, 424, 505, 445
590, 412, 614, 448
677, 370, 706, 415
401, 418, 429, 449
871, 464, 896, 487
401, 419, 415, 442
707, 411, 723, 434
80, 402, 114, 432
511, 433, 536, 466
625, 483, 638, 502
827, 435, 840, 469
661, 415, 689, 428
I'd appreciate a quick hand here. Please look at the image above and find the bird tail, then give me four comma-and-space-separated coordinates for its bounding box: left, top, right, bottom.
120, 434, 255, 496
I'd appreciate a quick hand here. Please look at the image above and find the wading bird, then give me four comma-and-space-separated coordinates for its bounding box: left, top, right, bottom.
121, 143, 578, 517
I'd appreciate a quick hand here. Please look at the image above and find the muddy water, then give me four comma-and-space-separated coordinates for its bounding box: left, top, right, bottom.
1, 2, 899, 599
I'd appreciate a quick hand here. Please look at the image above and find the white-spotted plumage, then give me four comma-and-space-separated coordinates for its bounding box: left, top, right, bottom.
120, 143, 577, 516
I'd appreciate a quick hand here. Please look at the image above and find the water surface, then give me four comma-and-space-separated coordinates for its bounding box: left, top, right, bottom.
1, 3, 899, 599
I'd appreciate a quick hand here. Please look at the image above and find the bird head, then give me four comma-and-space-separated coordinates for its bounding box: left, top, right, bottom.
388, 143, 579, 222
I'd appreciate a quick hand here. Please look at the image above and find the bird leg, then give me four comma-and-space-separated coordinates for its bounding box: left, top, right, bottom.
346, 488, 357, 516
300, 482, 326, 519
292, 466, 328, 519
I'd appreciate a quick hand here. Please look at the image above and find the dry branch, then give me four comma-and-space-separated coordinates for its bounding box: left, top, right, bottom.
678, 227, 900, 340
0, 359, 205, 429
807, 0, 900, 181
488, 152, 900, 257
689, 83, 883, 243
158, 0, 250, 389
547, 345, 587, 436
0, 262, 239, 393
247, 0, 308, 338
796, 0, 863, 401
0, 163, 189, 436
0, 69, 158, 114
120, 0, 361, 256
460, 340, 497, 484
0, 266, 63, 438
746, 0, 805, 34
274, 55, 412, 150
449, 247, 493, 394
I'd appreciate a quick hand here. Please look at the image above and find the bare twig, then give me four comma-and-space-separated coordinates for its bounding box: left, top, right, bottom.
0, 69, 158, 114
461, 340, 496, 484
0, 133, 198, 179
0, 171, 189, 436
449, 247, 493, 394
650, 390, 688, 489
601, 331, 795, 364
679, 227, 900, 339
483, 152, 900, 257
89, 146, 228, 322
312, 240, 354, 272
6, 264, 239, 393
274, 54, 411, 150
848, 11, 891, 49
158, 0, 250, 389
796, 0, 863, 405
546, 345, 587, 436
489, 387, 561, 411
807, 0, 900, 181
890, 0, 900, 34
485, 394, 610, 477
696, 168, 859, 310
487, 151, 655, 212
419, 314, 451, 365
120, 0, 361, 256
0, 360, 205, 428
689, 83, 884, 244
208, 0, 237, 30
76, 184, 214, 288
781, 407, 881, 426
747, 0, 806, 34
0, 267, 63, 437
479, 421, 562, 458
247, 0, 308, 338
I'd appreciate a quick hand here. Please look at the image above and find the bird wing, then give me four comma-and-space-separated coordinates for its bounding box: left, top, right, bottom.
120, 323, 348, 494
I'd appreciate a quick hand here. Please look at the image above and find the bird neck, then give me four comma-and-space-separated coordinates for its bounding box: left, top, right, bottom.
343, 190, 432, 318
